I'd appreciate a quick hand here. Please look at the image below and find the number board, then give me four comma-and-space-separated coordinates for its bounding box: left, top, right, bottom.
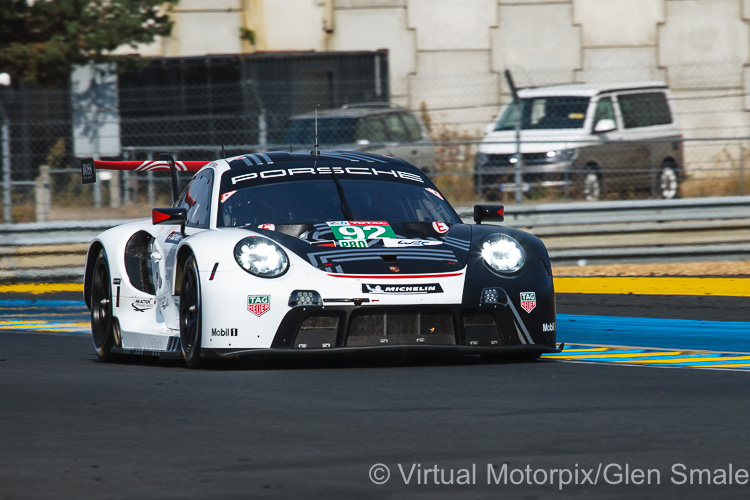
327, 221, 397, 241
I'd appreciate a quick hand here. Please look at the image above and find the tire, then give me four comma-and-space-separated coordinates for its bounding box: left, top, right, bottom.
90, 250, 117, 361
657, 163, 679, 200
582, 169, 601, 201
179, 255, 204, 368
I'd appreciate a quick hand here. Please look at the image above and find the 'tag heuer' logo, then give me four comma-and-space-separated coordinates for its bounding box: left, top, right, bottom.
247, 295, 270, 316
520, 292, 536, 313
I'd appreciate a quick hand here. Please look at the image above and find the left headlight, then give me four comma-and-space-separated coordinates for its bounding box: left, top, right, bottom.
481, 233, 526, 274
546, 148, 577, 162
234, 236, 289, 278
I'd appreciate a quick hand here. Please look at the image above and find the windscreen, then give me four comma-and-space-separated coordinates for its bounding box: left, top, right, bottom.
217, 167, 461, 228
494, 96, 589, 131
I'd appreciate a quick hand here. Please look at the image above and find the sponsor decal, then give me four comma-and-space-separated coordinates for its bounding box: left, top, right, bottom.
361, 283, 444, 294
220, 190, 236, 203
425, 187, 444, 200
247, 295, 270, 316
339, 239, 368, 248
258, 223, 275, 231
211, 328, 238, 337
131, 298, 155, 312
520, 292, 536, 313
81, 159, 95, 184
543, 322, 556, 332
432, 221, 450, 234
231, 167, 425, 185
165, 231, 182, 244
327, 221, 397, 241
382, 238, 442, 247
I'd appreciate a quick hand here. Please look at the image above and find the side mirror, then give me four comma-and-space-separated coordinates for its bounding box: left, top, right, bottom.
594, 118, 616, 133
484, 123, 494, 136
153, 207, 188, 236
474, 204, 505, 224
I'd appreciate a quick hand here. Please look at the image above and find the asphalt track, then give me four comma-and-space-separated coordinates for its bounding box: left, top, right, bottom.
1, 280, 749, 498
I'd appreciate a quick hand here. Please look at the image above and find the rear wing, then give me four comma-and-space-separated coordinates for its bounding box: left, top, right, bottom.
80, 155, 211, 202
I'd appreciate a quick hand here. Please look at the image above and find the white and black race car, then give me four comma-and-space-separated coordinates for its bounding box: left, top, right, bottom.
81, 151, 560, 367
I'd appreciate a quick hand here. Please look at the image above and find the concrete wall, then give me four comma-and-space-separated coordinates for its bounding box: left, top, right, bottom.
129, 0, 750, 169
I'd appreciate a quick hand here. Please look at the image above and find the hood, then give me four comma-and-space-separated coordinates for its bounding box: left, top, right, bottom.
480, 128, 594, 154
249, 222, 471, 276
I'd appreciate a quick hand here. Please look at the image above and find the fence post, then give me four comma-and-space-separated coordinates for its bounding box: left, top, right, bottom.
35, 164, 51, 222
110, 170, 121, 208
740, 141, 744, 196
1, 114, 10, 223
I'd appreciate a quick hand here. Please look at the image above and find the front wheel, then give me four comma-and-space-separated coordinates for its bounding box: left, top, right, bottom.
657, 164, 679, 200
90, 250, 118, 361
180, 255, 204, 368
582, 169, 602, 201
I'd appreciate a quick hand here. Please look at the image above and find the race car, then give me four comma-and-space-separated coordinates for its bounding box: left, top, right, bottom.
81, 151, 560, 367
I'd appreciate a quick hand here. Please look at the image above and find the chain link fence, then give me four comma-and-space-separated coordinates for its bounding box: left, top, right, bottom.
1, 58, 749, 223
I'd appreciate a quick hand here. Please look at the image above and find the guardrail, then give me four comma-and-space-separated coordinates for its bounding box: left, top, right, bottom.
2, 197, 749, 282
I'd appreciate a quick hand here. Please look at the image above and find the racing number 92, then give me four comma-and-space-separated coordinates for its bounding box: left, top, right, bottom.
331, 224, 397, 240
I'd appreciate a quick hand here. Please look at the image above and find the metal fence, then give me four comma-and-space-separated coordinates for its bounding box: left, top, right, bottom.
2, 61, 750, 223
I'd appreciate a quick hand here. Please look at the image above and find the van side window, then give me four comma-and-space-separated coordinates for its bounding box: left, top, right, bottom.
400, 113, 423, 141
618, 92, 672, 129
358, 117, 387, 143
593, 97, 615, 125
384, 113, 409, 142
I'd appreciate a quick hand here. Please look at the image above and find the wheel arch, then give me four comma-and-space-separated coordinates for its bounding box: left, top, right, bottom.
174, 244, 195, 296
661, 155, 680, 171
83, 241, 105, 310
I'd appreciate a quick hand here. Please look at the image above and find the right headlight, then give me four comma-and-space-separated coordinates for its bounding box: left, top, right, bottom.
234, 236, 289, 278
481, 233, 526, 274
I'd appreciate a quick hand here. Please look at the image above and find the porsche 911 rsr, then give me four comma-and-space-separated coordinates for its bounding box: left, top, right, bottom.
81, 151, 560, 367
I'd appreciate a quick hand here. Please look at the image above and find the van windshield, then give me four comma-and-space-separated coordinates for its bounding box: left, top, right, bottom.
494, 96, 589, 131
287, 117, 358, 145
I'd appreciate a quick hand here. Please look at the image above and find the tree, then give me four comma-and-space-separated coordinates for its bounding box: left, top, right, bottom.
0, 0, 178, 86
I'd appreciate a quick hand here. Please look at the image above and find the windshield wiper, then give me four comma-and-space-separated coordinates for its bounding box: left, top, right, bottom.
330, 173, 354, 220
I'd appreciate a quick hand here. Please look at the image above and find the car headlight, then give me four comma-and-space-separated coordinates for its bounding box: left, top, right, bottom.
481, 233, 525, 274
234, 236, 289, 278
546, 148, 577, 162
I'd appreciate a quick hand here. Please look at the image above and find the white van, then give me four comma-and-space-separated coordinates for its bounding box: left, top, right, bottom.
474, 82, 684, 201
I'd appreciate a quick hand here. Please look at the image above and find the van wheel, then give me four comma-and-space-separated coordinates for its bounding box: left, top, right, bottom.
657, 163, 679, 200
582, 169, 601, 201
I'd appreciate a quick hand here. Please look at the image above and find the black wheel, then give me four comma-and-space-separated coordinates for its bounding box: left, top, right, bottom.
180, 255, 203, 368
582, 168, 601, 201
657, 163, 679, 200
90, 250, 118, 361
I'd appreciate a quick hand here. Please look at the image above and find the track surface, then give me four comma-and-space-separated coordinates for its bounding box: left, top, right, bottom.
1, 290, 749, 498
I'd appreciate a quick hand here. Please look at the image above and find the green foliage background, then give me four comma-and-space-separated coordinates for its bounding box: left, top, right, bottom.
0, 0, 177, 85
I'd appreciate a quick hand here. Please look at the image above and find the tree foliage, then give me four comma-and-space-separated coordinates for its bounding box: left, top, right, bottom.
0, 0, 178, 85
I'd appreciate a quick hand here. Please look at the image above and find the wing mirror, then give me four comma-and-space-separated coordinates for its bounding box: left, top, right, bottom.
473, 204, 505, 224
152, 207, 188, 236
594, 118, 616, 133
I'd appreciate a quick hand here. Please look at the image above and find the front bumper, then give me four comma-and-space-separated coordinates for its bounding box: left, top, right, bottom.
475, 156, 574, 193
202, 297, 558, 358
